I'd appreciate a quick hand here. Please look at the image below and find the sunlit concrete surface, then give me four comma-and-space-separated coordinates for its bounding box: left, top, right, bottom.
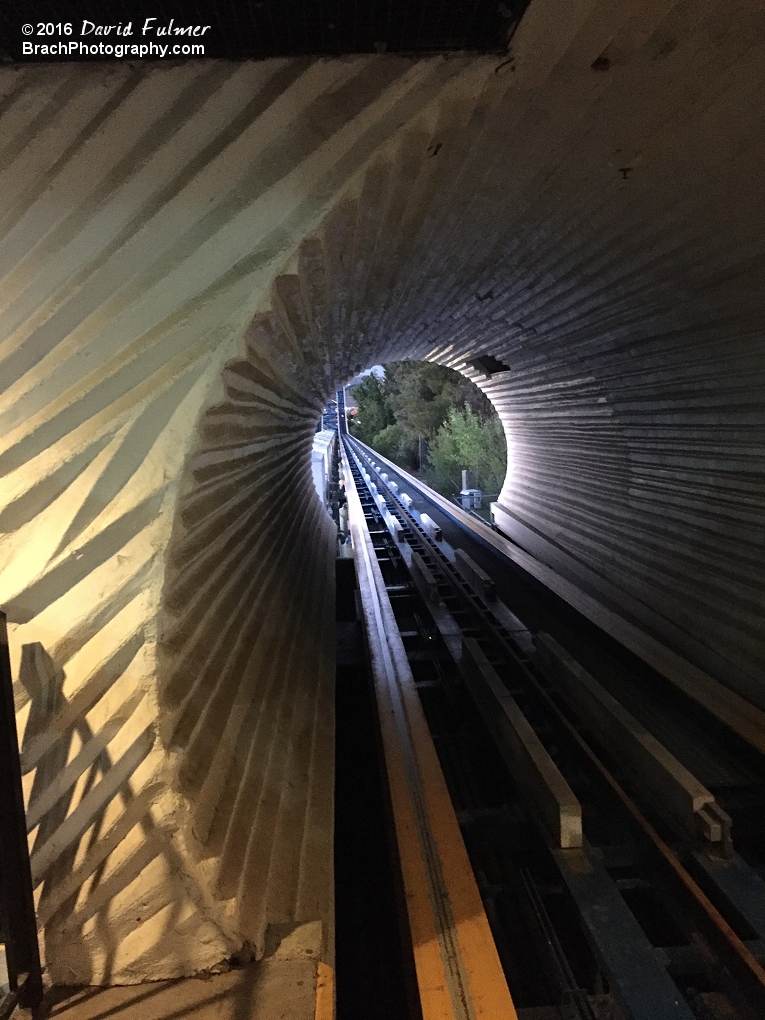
36, 925, 326, 1020
0, 0, 764, 987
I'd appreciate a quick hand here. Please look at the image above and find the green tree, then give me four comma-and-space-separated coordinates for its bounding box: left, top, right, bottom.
384, 361, 462, 440
427, 406, 507, 495
348, 374, 393, 443
371, 422, 419, 469
349, 360, 507, 500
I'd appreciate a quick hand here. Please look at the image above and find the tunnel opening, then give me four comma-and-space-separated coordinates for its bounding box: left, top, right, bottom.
345, 359, 509, 519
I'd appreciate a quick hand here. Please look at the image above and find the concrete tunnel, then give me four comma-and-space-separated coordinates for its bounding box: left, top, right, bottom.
0, 0, 764, 996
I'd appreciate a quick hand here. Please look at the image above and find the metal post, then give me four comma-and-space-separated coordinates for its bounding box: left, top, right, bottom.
0, 612, 43, 1012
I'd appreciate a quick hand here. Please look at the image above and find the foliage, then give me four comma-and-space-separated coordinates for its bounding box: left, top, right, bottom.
371, 422, 419, 469
427, 407, 507, 494
349, 359, 506, 499
383, 362, 462, 439
349, 374, 394, 443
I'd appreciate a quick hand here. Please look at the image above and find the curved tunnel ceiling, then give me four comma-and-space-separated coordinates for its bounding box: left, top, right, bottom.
0, 0, 764, 985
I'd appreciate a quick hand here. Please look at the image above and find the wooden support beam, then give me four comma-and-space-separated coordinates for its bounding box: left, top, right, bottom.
535, 633, 732, 856
410, 550, 442, 604
420, 514, 442, 541
454, 549, 495, 599
461, 636, 582, 849
386, 514, 405, 542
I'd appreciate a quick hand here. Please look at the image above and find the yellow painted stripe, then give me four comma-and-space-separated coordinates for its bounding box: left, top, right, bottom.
399, 673, 518, 1018
373, 651, 463, 1020
314, 962, 334, 1020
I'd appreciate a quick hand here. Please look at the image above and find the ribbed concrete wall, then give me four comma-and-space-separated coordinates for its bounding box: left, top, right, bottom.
1, 0, 764, 985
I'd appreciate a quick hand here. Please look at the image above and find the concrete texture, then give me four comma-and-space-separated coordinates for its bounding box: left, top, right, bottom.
38, 958, 320, 1020
0, 0, 763, 990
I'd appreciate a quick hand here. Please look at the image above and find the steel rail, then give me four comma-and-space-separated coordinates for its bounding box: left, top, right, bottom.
533, 677, 765, 1017
349, 437, 765, 1017
351, 438, 765, 757
341, 439, 518, 1020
